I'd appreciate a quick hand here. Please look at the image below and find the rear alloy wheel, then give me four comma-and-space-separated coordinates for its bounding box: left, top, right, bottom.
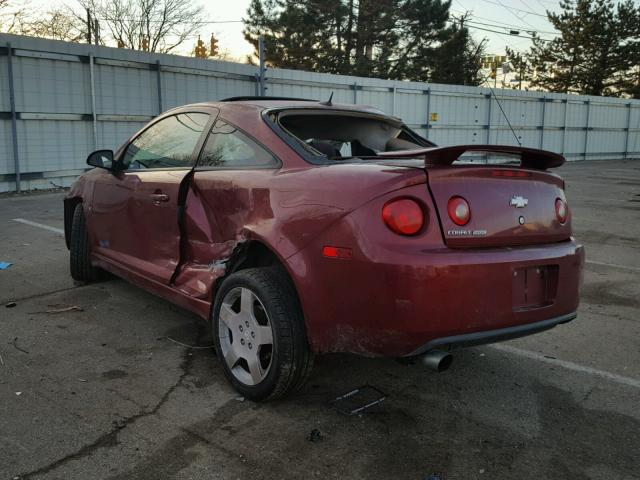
219, 286, 274, 386
212, 267, 313, 400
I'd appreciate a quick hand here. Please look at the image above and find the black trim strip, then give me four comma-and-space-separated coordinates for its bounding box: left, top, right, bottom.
0, 172, 43, 182
407, 312, 577, 356
0, 172, 45, 182
0, 169, 90, 182
222, 96, 317, 102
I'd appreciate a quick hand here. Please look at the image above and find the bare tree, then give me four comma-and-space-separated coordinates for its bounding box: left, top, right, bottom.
22, 8, 86, 42
76, 0, 205, 53
0, 0, 30, 33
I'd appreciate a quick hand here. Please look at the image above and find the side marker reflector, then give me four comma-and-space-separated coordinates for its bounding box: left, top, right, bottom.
322, 246, 353, 260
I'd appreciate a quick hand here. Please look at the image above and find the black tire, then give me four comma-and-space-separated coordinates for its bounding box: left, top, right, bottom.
69, 204, 99, 282
212, 267, 314, 401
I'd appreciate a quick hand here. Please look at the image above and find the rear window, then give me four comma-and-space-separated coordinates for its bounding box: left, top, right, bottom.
275, 110, 432, 163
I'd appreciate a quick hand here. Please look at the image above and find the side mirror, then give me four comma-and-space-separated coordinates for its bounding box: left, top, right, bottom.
87, 150, 114, 170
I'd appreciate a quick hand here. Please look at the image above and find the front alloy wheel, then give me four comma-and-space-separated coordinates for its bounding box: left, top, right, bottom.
212, 267, 314, 401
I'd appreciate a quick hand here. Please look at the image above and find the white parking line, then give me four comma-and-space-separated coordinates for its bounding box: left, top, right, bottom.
490, 343, 640, 389
586, 260, 640, 273
12, 218, 64, 235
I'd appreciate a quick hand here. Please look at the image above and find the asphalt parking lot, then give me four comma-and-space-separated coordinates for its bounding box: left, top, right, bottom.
1, 159, 639, 480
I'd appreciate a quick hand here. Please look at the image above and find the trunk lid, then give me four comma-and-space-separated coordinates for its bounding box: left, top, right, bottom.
426, 165, 571, 247
376, 144, 571, 248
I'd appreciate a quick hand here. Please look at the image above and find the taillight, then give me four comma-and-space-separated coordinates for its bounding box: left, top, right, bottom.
382, 198, 424, 236
447, 196, 471, 226
555, 198, 568, 224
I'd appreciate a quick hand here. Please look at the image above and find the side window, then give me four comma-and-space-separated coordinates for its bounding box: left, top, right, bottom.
198, 119, 278, 168
122, 113, 209, 170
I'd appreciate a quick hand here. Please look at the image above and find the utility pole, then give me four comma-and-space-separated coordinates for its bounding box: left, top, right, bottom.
86, 8, 92, 44
93, 18, 99, 45
258, 35, 266, 96
515, 53, 524, 90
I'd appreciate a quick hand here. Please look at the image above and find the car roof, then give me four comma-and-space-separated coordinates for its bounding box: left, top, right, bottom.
177, 98, 388, 116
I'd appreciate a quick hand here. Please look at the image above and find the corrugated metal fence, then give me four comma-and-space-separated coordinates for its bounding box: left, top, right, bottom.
1, 33, 639, 192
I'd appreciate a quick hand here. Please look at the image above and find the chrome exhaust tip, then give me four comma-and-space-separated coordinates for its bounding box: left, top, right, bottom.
420, 350, 453, 372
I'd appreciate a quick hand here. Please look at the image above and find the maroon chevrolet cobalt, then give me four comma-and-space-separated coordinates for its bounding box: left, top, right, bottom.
65, 97, 584, 400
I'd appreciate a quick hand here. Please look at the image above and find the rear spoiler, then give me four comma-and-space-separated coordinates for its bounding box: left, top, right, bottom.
377, 144, 565, 169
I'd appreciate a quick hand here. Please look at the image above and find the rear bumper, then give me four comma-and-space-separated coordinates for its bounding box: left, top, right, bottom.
407, 311, 576, 356
288, 235, 584, 357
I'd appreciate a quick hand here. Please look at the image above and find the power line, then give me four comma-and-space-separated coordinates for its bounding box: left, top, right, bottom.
453, 0, 556, 40
494, 0, 539, 30
517, 0, 547, 17
448, 16, 552, 42
464, 23, 551, 41
533, 0, 552, 9
200, 20, 244, 24
95, 17, 244, 24
451, 8, 558, 34
476, 0, 549, 18
464, 18, 558, 37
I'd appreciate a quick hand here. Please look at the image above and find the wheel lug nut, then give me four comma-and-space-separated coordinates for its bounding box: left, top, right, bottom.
245, 321, 249, 327
251, 331, 255, 338
240, 339, 245, 345
239, 325, 243, 332
248, 343, 252, 349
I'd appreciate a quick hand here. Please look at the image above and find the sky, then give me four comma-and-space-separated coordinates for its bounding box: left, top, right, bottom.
205, 0, 563, 58
27, 0, 563, 59
451, 0, 560, 53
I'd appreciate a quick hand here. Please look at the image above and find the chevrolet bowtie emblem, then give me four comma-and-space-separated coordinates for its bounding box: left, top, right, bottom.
510, 196, 528, 208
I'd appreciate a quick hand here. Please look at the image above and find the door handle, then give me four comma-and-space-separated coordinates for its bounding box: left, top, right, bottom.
150, 193, 170, 204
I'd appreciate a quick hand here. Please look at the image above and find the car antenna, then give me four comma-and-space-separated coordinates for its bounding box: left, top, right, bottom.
482, 72, 521, 146
320, 92, 333, 106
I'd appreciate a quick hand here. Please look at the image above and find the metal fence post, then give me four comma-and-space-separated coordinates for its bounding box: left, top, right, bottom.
486, 93, 492, 144
583, 100, 591, 159
624, 103, 632, 159
88, 52, 98, 149
6, 42, 20, 192
561, 97, 568, 156
156, 60, 163, 114
391, 86, 396, 116
539, 96, 547, 149
258, 36, 266, 96
425, 88, 431, 140
352, 82, 358, 104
